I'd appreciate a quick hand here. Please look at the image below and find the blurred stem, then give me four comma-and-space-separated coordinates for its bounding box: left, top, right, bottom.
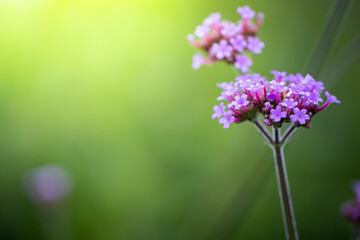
356, 226, 360, 240
272, 128, 298, 240
319, 33, 360, 90
303, 0, 352, 76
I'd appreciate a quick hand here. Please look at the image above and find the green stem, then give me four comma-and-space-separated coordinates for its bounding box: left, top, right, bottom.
272, 128, 298, 240
303, 0, 352, 76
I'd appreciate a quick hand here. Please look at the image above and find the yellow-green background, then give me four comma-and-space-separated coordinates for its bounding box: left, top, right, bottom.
0, 0, 359, 239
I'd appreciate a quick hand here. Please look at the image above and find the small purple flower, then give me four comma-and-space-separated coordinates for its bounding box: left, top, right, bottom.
306, 91, 323, 105
210, 39, 233, 60
256, 12, 265, 21
312, 81, 325, 93
247, 37, 265, 54
248, 82, 264, 93
264, 102, 273, 109
301, 74, 315, 85
289, 83, 305, 95
187, 34, 195, 42
325, 91, 341, 104
192, 53, 204, 70
212, 102, 225, 119
317, 91, 341, 112
271, 70, 287, 82
217, 83, 238, 101
217, 81, 234, 89
234, 54, 253, 73
237, 6, 255, 19
221, 22, 241, 37
231, 94, 250, 110
264, 119, 272, 126
266, 92, 276, 102
286, 74, 301, 84
270, 106, 287, 122
229, 35, 247, 52
219, 111, 235, 129
194, 24, 210, 38
270, 80, 286, 92
203, 12, 221, 26
281, 99, 298, 109
290, 108, 310, 125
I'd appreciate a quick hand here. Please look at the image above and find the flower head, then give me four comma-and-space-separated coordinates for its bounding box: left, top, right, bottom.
213, 71, 340, 129
188, 5, 264, 70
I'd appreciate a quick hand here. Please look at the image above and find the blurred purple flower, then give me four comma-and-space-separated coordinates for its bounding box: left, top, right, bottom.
203, 12, 221, 26
192, 53, 204, 70
219, 111, 235, 129
24, 165, 72, 204
237, 5, 255, 19
210, 39, 233, 60
234, 54, 253, 73
212, 102, 225, 119
229, 34, 247, 52
247, 37, 265, 54
194, 24, 210, 38
221, 22, 241, 37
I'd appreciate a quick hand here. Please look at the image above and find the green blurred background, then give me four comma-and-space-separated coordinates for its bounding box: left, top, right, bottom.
0, 0, 359, 239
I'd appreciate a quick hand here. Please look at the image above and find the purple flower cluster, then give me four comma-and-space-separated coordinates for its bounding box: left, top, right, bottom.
213, 71, 340, 128
187, 6, 264, 72
342, 181, 360, 223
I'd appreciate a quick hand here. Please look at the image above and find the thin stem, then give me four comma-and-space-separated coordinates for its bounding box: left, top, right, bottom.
252, 119, 274, 144
303, 0, 352, 76
356, 225, 360, 240
281, 124, 297, 144
272, 128, 298, 240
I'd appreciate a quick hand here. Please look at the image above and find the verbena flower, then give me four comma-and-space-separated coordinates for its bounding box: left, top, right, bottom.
187, 5, 264, 72
341, 181, 360, 223
247, 37, 265, 54
234, 54, 253, 72
237, 6, 255, 20
213, 71, 340, 129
